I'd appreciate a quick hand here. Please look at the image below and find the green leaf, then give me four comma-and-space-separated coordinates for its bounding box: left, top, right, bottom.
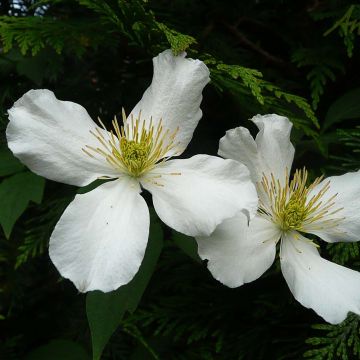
215, 64, 264, 104
304, 314, 360, 359
77, 179, 106, 194
25, 339, 89, 360
86, 220, 163, 360
0, 16, 108, 57
0, 172, 45, 238
0, 148, 24, 177
157, 22, 196, 55
173, 231, 201, 263
323, 87, 360, 131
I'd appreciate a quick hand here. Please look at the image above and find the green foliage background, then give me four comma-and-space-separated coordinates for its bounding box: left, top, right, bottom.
0, 0, 360, 359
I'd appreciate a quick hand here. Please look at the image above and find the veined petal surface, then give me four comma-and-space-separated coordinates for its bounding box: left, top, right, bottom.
128, 50, 210, 156
49, 177, 149, 293
196, 214, 279, 287
141, 154, 258, 237
7, 89, 119, 186
281, 232, 360, 324
304, 170, 360, 243
219, 114, 294, 186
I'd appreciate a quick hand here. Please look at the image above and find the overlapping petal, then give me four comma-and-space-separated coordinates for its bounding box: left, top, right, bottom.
218, 126, 261, 183
219, 114, 294, 186
304, 170, 360, 243
49, 177, 149, 293
141, 154, 258, 237
196, 214, 279, 287
281, 232, 360, 324
7, 89, 119, 186
128, 50, 210, 156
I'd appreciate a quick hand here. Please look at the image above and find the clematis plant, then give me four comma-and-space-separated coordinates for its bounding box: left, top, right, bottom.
6, 50, 257, 293
196, 114, 360, 324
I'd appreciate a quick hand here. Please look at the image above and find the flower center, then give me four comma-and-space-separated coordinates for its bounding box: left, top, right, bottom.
82, 111, 180, 177
281, 195, 307, 231
120, 138, 150, 163
258, 168, 343, 233
118, 138, 151, 176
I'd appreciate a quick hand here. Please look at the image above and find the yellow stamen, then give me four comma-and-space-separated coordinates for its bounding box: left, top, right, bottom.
258, 168, 344, 233
82, 111, 180, 177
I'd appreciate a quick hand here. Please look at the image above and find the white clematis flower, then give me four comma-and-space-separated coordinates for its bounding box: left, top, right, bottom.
196, 114, 360, 324
6, 50, 257, 293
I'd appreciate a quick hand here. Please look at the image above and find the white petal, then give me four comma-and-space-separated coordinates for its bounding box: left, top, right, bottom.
141, 154, 258, 237
49, 177, 149, 292
196, 214, 279, 287
128, 49, 210, 156
252, 114, 295, 184
218, 126, 262, 183
7, 89, 118, 186
219, 114, 294, 185
305, 170, 360, 242
281, 232, 360, 324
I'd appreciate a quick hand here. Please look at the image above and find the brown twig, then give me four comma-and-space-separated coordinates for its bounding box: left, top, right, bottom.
223, 22, 286, 67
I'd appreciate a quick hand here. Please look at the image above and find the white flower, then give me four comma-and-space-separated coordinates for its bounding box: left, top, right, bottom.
6, 50, 257, 293
196, 114, 360, 324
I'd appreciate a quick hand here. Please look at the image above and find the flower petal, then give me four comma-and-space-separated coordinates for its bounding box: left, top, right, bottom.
7, 89, 119, 186
196, 214, 279, 287
128, 49, 210, 156
281, 232, 360, 324
219, 114, 294, 185
218, 126, 262, 183
141, 154, 258, 237
305, 170, 360, 242
49, 177, 149, 292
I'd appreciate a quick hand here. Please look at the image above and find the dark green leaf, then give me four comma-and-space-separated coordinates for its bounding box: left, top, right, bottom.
0, 172, 45, 238
77, 179, 107, 194
86, 220, 163, 360
0, 147, 24, 177
173, 231, 201, 263
25, 339, 90, 360
323, 88, 360, 131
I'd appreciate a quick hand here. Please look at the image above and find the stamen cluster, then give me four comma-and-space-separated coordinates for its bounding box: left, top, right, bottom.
83, 111, 180, 177
258, 168, 343, 233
